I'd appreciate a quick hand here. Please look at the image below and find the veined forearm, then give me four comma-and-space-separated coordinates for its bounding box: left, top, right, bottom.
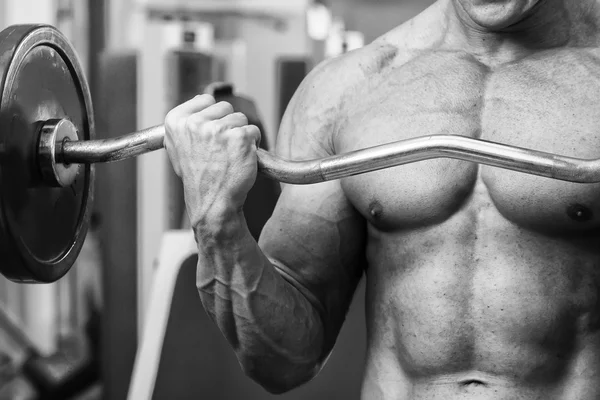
194, 211, 325, 390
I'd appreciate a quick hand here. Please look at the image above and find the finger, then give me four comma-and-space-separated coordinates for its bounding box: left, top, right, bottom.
171, 95, 216, 119
184, 109, 242, 134
186, 111, 247, 136
218, 112, 249, 129
165, 95, 216, 131
198, 101, 235, 120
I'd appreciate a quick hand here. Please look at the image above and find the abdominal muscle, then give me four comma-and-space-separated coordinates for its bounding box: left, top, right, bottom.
358, 198, 600, 400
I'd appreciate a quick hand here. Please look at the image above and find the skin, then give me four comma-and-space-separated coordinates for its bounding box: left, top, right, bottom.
164, 0, 600, 398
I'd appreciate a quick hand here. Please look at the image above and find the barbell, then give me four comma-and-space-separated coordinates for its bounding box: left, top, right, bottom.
1, 24, 599, 284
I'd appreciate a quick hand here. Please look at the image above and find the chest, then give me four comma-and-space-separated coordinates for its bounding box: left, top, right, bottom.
338, 50, 600, 233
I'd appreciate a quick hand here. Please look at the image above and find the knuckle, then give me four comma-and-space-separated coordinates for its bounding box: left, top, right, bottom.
207, 120, 224, 135
227, 131, 245, 145
230, 129, 257, 148
184, 116, 199, 133
229, 127, 245, 137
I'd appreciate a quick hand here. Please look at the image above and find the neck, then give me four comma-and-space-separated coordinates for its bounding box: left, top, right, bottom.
440, 0, 600, 63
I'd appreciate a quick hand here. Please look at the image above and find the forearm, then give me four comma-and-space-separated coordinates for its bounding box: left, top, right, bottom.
194, 209, 325, 392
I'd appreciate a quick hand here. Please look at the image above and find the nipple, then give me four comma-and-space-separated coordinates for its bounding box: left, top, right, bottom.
369, 200, 384, 219
566, 203, 593, 222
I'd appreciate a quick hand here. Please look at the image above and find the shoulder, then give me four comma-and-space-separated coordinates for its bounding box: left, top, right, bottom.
296, 39, 400, 110
276, 41, 402, 158
276, 4, 445, 158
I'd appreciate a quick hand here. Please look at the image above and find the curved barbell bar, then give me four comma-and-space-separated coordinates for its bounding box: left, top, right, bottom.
54, 123, 600, 185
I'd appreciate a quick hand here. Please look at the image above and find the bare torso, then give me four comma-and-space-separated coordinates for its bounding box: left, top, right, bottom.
168, 0, 600, 397
333, 5, 600, 399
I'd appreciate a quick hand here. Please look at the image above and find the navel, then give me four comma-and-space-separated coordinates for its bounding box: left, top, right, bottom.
566, 203, 593, 222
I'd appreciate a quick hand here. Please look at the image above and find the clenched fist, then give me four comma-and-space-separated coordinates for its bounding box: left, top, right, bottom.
164, 94, 261, 228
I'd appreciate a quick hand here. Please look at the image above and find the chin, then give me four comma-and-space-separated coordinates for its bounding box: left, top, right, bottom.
461, 0, 542, 31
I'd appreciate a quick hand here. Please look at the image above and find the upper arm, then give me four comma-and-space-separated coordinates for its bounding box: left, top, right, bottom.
258, 57, 367, 358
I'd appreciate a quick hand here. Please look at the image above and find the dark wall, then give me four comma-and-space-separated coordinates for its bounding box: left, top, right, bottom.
95, 52, 138, 400
154, 255, 367, 400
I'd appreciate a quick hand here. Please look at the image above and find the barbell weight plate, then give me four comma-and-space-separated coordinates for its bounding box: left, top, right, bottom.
0, 25, 94, 283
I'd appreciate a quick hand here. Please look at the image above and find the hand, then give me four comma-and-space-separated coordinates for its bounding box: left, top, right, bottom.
164, 94, 261, 227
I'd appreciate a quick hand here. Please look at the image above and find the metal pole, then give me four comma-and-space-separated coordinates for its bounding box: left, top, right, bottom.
57, 127, 600, 184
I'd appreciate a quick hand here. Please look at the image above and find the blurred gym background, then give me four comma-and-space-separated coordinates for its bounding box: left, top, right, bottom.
0, 0, 433, 399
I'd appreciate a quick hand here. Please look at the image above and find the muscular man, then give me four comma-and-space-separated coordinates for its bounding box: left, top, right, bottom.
164, 0, 600, 398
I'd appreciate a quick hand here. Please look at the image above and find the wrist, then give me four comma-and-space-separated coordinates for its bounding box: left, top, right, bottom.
191, 202, 247, 242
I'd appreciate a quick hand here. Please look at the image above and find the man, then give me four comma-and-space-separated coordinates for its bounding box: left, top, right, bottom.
163, 0, 600, 398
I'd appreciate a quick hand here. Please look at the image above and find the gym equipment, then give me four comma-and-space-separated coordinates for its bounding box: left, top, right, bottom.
1, 24, 600, 283
0, 25, 93, 284
0, 300, 96, 400
276, 58, 309, 125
